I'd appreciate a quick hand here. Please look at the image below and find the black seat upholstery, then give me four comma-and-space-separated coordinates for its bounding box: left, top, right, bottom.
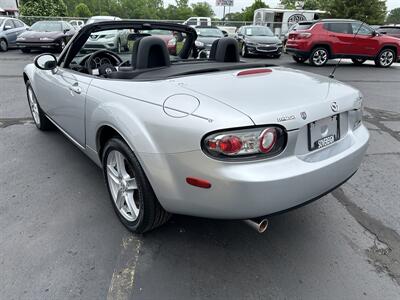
108, 36, 170, 79
133, 36, 171, 69
209, 37, 240, 62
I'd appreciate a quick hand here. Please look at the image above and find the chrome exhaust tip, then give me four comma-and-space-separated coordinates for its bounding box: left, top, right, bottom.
243, 218, 269, 233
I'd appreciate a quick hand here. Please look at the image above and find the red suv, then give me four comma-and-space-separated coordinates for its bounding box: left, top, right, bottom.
286, 19, 400, 68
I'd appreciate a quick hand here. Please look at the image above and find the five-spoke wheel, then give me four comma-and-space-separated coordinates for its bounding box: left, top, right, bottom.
102, 138, 170, 233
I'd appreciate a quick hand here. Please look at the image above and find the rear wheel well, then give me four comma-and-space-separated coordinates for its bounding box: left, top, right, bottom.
97, 126, 123, 160
311, 44, 332, 58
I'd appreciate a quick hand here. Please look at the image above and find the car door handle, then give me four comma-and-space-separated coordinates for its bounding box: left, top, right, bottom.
68, 82, 82, 94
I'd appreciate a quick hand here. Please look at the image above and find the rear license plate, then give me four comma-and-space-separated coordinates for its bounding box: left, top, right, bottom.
308, 115, 340, 151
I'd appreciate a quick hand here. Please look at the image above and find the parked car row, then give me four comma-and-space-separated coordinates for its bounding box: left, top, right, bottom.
285, 19, 400, 68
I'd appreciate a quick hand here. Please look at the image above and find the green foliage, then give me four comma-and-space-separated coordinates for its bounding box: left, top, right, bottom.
191, 2, 214, 17
241, 0, 268, 21
327, 0, 387, 25
225, 0, 268, 21
74, 3, 91, 17
20, 0, 67, 16
280, 0, 328, 10
387, 7, 400, 24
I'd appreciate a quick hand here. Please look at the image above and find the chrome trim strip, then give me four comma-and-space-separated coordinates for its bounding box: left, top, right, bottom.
45, 115, 85, 150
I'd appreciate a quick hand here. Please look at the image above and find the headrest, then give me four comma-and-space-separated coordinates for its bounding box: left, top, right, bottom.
209, 37, 240, 62
132, 36, 171, 69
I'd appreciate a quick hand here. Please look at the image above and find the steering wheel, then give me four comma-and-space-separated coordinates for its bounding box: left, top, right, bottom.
85, 50, 123, 76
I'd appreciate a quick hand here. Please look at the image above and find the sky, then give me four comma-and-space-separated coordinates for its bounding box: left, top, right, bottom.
164, 0, 400, 18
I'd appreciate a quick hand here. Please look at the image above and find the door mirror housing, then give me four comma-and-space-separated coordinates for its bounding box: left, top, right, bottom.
34, 54, 57, 70
372, 30, 378, 36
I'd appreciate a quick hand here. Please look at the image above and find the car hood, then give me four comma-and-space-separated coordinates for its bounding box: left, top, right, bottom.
245, 36, 280, 44
176, 67, 360, 130
18, 30, 63, 40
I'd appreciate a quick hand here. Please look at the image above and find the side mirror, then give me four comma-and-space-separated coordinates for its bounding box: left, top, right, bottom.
63, 29, 70, 34
4, 25, 12, 30
222, 30, 228, 37
34, 54, 57, 70
372, 31, 378, 36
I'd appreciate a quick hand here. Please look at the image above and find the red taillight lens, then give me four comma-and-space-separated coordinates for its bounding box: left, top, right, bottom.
218, 135, 243, 154
203, 126, 286, 160
297, 32, 312, 39
259, 128, 277, 153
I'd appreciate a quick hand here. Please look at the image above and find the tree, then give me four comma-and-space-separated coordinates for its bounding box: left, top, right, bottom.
74, 3, 91, 17
20, 0, 67, 16
241, 0, 269, 21
387, 7, 400, 24
280, 0, 328, 10
327, 0, 386, 25
191, 2, 214, 17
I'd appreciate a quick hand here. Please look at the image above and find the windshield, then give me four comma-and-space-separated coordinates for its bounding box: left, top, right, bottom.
245, 27, 274, 36
31, 21, 62, 32
196, 28, 223, 38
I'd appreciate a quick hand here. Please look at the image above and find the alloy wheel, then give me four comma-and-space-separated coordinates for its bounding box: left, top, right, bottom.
106, 150, 140, 222
312, 49, 328, 66
380, 50, 394, 67
27, 86, 41, 126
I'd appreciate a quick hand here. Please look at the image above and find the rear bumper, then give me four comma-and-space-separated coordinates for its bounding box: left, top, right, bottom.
286, 47, 310, 58
140, 125, 369, 219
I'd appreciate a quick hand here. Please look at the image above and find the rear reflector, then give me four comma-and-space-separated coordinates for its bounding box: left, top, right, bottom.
186, 177, 212, 189
237, 68, 272, 76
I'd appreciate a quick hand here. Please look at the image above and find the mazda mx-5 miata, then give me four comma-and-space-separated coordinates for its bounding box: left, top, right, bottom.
23, 21, 369, 233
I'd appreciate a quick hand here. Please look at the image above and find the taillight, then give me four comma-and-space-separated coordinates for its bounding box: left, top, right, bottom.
203, 126, 286, 160
297, 32, 312, 39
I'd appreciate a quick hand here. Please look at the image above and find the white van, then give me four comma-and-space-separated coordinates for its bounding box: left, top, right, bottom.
253, 8, 324, 37
183, 17, 211, 27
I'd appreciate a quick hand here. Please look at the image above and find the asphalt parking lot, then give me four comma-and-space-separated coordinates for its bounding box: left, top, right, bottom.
1, 49, 400, 299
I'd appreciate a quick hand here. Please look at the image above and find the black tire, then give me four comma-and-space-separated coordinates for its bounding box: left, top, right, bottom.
240, 43, 248, 57
102, 138, 171, 233
21, 48, 31, 53
25, 80, 54, 130
0, 38, 8, 52
351, 58, 367, 65
292, 55, 307, 63
309, 47, 329, 67
374, 48, 396, 68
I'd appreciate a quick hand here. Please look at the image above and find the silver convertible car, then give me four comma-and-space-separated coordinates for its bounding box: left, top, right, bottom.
23, 21, 369, 233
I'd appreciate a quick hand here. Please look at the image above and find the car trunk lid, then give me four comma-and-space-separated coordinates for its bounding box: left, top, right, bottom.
177, 66, 359, 130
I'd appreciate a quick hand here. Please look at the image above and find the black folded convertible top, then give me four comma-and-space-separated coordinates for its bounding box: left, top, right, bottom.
113, 61, 274, 81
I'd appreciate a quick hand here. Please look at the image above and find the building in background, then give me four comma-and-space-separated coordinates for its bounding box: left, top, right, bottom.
0, 0, 19, 16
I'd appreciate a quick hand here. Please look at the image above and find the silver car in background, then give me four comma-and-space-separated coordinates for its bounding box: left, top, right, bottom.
0, 17, 29, 51
23, 21, 369, 233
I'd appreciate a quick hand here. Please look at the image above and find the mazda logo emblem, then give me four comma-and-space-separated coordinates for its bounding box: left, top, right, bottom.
331, 102, 339, 112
